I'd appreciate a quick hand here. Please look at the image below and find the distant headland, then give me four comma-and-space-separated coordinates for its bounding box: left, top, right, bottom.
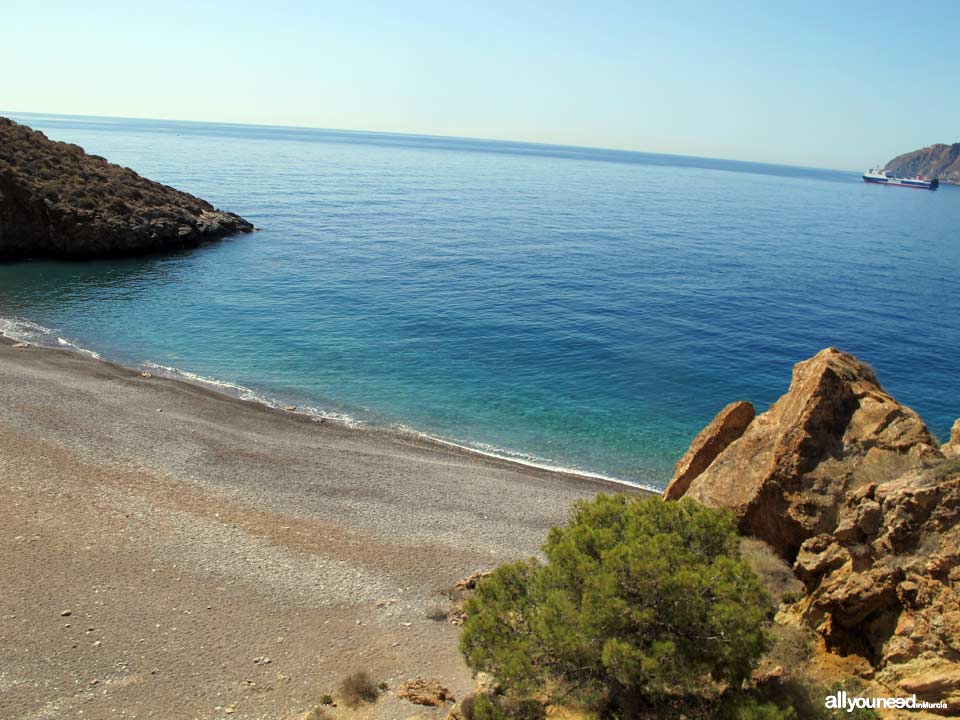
0, 116, 254, 260
884, 142, 960, 185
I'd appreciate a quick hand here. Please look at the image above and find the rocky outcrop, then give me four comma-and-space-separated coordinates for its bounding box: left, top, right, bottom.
794, 462, 960, 715
884, 143, 960, 185
667, 348, 960, 712
943, 420, 960, 460
794, 466, 960, 661
665, 348, 942, 560
397, 678, 455, 706
0, 116, 254, 259
664, 400, 755, 500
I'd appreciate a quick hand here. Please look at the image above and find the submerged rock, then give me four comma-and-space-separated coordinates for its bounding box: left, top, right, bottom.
0, 116, 254, 259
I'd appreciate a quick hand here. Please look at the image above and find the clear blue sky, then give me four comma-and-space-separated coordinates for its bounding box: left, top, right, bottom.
4, 0, 958, 169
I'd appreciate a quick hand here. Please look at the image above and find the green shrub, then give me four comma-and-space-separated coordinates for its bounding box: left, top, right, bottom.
338, 670, 379, 707
318, 693, 334, 705
460, 495, 772, 714
719, 693, 796, 720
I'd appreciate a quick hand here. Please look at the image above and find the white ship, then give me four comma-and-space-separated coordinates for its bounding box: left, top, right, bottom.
862, 169, 939, 190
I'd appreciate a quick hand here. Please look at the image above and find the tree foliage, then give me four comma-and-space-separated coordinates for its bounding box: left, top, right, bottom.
460, 495, 772, 713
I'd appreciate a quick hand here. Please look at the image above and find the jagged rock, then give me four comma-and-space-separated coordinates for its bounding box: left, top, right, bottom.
663, 400, 754, 500
667, 347, 942, 559
667, 347, 960, 699
795, 465, 960, 667
0, 116, 254, 259
943, 419, 960, 460
397, 678, 454, 706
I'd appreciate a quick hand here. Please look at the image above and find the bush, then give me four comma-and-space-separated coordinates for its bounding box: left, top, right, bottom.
719, 693, 796, 720
319, 693, 334, 705
338, 670, 379, 707
460, 495, 772, 713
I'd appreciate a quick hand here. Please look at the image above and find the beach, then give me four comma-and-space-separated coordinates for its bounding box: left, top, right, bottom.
0, 336, 634, 719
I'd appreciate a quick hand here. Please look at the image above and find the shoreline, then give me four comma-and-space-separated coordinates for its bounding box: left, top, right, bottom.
0, 333, 646, 719
0, 319, 657, 493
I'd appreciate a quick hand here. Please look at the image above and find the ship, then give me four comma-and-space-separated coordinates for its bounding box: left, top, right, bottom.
862, 168, 939, 190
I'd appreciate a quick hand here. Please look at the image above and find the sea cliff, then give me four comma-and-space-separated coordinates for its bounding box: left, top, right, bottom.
0, 117, 254, 259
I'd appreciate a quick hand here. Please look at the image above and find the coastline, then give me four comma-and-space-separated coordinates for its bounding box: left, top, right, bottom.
0, 317, 655, 492
0, 334, 643, 718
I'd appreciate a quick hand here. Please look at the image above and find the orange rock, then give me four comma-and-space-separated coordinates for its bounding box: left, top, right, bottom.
667, 348, 960, 684
397, 678, 454, 706
663, 400, 754, 500
943, 418, 960, 459
667, 348, 941, 559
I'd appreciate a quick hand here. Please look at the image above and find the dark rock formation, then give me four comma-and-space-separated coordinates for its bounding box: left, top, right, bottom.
0, 116, 254, 259
884, 143, 960, 185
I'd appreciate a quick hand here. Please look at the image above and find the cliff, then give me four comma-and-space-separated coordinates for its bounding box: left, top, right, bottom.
0, 117, 254, 259
665, 349, 960, 714
884, 143, 960, 185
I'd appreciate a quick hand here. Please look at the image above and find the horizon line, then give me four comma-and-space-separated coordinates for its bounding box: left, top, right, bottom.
2, 108, 857, 175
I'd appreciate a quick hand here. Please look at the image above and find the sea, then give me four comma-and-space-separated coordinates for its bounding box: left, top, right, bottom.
2, 112, 958, 490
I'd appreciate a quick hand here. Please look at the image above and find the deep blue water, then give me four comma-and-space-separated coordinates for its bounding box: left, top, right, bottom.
2, 112, 959, 489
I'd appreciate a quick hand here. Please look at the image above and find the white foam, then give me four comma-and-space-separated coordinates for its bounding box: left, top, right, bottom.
1, 315, 652, 489
393, 424, 657, 492
140, 362, 365, 428
56, 337, 101, 358
142, 361, 259, 398
0, 316, 54, 344
0, 316, 101, 358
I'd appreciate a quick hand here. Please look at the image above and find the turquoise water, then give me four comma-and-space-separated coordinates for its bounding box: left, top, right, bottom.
2, 112, 959, 488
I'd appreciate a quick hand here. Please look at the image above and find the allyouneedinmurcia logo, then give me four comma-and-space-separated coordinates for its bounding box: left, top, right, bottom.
825, 689, 949, 713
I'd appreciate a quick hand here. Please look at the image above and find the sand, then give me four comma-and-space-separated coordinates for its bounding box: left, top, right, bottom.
0, 336, 641, 720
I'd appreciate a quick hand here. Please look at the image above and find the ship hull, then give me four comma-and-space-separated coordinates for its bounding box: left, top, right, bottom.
862, 175, 939, 190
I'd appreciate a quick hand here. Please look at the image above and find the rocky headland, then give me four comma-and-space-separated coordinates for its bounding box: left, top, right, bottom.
883, 143, 960, 185
0, 116, 254, 259
665, 348, 960, 715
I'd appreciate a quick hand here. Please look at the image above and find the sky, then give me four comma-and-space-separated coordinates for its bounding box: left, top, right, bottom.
3, 1, 958, 170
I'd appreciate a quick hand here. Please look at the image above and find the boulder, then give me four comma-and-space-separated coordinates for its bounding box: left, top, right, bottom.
0, 116, 254, 259
397, 678, 454, 706
663, 400, 754, 500
667, 348, 942, 559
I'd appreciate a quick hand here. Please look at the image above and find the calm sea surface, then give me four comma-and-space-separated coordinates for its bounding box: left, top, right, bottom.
2, 112, 959, 488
